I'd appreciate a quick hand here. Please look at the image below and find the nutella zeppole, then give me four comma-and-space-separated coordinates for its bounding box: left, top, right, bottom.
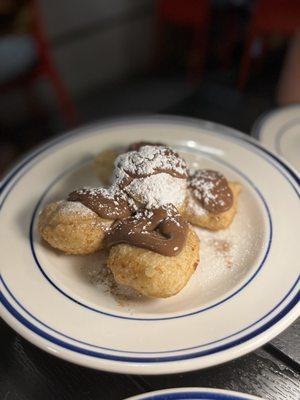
38, 142, 241, 298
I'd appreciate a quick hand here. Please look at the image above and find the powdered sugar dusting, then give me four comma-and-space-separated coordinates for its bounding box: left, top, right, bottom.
85, 262, 142, 307
125, 173, 187, 208
110, 145, 188, 209
196, 180, 215, 204
185, 191, 208, 217
57, 200, 95, 216
69, 186, 132, 217
189, 169, 233, 213
127, 196, 139, 212
115, 145, 187, 177
191, 194, 263, 302
73, 186, 127, 202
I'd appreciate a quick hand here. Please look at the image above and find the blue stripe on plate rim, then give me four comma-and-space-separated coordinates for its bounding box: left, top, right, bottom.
0, 116, 299, 363
251, 106, 300, 158
0, 274, 299, 359
126, 388, 261, 400
29, 143, 272, 321
251, 104, 300, 143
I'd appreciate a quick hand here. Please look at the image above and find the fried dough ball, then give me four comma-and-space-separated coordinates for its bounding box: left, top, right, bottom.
93, 144, 165, 184
183, 182, 241, 231
107, 228, 200, 298
124, 173, 187, 214
38, 201, 113, 254
113, 146, 188, 213
93, 149, 119, 185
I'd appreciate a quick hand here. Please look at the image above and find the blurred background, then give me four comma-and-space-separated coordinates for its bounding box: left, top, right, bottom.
1, 0, 300, 177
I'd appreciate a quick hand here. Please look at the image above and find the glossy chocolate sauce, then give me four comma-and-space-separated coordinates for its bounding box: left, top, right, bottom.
106, 206, 188, 256
68, 188, 131, 219
115, 145, 188, 183
189, 170, 233, 214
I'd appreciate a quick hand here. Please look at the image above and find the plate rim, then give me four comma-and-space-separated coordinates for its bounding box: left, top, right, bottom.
0, 115, 299, 374
251, 103, 300, 140
124, 387, 263, 400
1, 113, 299, 190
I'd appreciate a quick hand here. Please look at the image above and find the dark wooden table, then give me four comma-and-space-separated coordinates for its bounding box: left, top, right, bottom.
1, 314, 299, 399
1, 94, 299, 400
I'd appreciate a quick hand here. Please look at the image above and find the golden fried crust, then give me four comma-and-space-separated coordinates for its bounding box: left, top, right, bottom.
93, 149, 119, 185
183, 182, 241, 231
38, 201, 113, 255
177, 202, 186, 215
107, 228, 200, 298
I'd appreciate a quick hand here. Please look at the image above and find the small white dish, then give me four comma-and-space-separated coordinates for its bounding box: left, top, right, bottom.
125, 387, 262, 400
0, 116, 299, 374
252, 104, 300, 171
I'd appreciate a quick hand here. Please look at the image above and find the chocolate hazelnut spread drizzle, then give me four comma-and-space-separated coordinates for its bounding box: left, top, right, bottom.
68, 188, 131, 219
106, 206, 188, 256
114, 145, 188, 190
189, 170, 233, 214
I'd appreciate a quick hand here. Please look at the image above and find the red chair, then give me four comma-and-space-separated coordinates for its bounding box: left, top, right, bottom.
156, 0, 211, 81
0, 0, 78, 127
238, 0, 300, 90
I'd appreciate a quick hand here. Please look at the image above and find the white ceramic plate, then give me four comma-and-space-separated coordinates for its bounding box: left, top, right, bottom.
252, 104, 300, 171
0, 116, 299, 374
125, 388, 262, 400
